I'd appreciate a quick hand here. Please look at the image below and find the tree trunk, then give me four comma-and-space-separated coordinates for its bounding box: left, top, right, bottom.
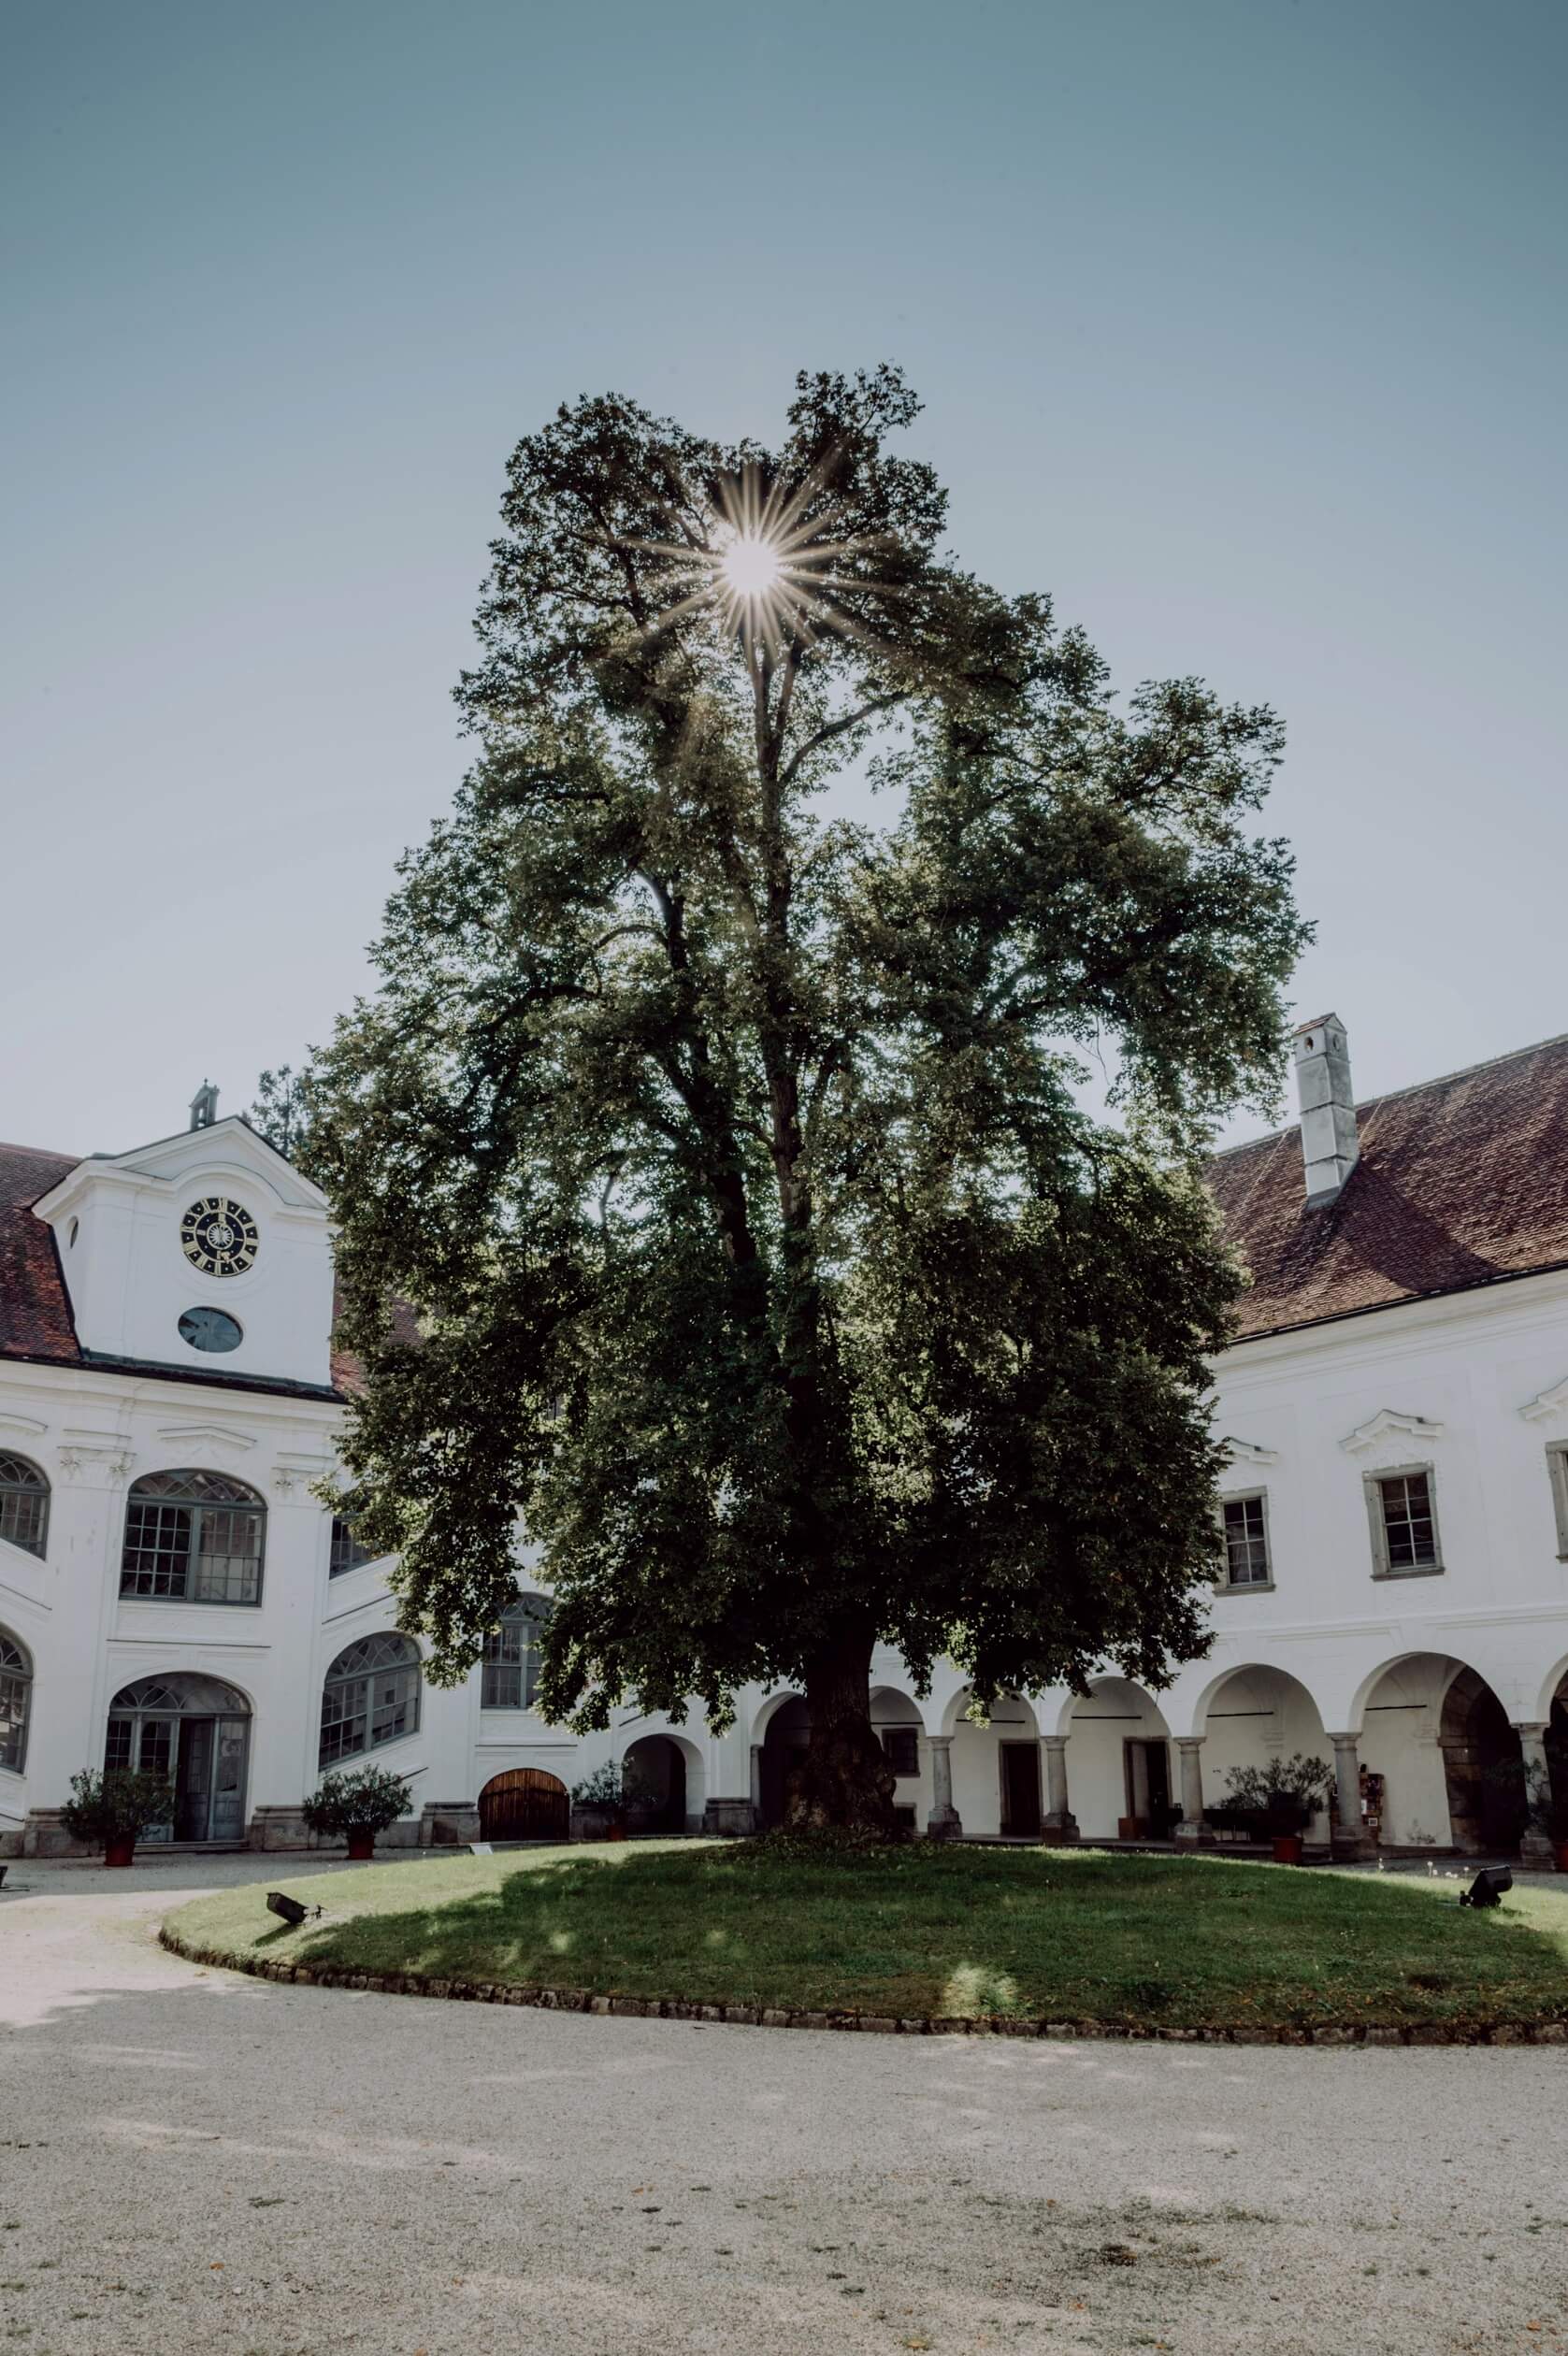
784, 1626, 899, 1837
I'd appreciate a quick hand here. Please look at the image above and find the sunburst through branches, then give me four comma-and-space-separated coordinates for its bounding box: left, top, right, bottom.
615, 456, 900, 657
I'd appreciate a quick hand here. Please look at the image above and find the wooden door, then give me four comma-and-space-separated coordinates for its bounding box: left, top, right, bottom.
479, 1769, 569, 1843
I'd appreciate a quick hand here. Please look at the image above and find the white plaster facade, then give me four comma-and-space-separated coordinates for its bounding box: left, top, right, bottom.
4, 1049, 1567, 1861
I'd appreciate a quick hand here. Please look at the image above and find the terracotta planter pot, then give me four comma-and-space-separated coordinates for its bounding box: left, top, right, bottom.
1554, 1840, 1568, 1875
345, 1831, 376, 1860
604, 1823, 628, 1843
1116, 1817, 1147, 1843
103, 1837, 136, 1868
1271, 1833, 1304, 1866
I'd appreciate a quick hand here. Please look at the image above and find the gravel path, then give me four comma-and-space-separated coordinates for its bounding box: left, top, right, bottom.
3, 1854, 1567, 2355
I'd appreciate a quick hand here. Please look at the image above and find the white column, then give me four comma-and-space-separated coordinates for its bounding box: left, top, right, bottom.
1173, 1736, 1213, 1845
1328, 1731, 1373, 1859
927, 1734, 961, 1840
1040, 1734, 1077, 1843
1514, 1722, 1556, 1866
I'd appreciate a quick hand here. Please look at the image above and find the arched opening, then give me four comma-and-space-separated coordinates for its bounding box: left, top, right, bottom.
478, 1768, 568, 1843
105, 1674, 252, 1845
622, 1733, 704, 1833
1439, 1668, 1525, 1856
0, 1455, 50, 1559
870, 1685, 926, 1834
1195, 1664, 1331, 1845
1063, 1678, 1172, 1842
757, 1694, 809, 1829
944, 1691, 1042, 1840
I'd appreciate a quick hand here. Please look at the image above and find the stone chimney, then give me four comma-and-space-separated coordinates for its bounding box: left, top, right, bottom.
188, 1079, 220, 1131
1291, 1014, 1359, 1206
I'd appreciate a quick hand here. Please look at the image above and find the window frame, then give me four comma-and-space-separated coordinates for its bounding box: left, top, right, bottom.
0, 1628, 31, 1774
880, 1726, 920, 1778
480, 1593, 553, 1712
1547, 1443, 1568, 1562
1217, 1487, 1273, 1592
120, 1470, 267, 1606
1364, 1461, 1444, 1580
319, 1632, 422, 1769
0, 1454, 50, 1560
328, 1516, 376, 1578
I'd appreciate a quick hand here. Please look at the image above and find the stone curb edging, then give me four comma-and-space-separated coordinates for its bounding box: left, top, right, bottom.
156, 1925, 1568, 2047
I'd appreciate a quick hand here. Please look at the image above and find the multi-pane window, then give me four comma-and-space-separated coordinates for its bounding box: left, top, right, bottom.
319, 1633, 421, 1768
0, 1631, 31, 1773
121, 1471, 266, 1604
881, 1727, 920, 1777
1221, 1493, 1272, 1587
0, 1456, 49, 1559
328, 1516, 375, 1577
1376, 1470, 1440, 1573
481, 1594, 553, 1710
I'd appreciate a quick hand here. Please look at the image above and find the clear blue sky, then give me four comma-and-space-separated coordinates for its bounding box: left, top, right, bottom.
5, 0, 1564, 1156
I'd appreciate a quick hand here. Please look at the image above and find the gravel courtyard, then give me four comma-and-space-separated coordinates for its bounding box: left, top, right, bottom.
3, 1854, 1566, 2356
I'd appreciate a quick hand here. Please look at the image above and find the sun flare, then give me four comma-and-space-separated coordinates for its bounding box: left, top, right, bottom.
719, 532, 784, 602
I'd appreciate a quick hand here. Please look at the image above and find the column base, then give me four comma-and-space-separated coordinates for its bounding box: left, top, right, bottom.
1520, 1831, 1557, 1869
1041, 1813, 1079, 1846
420, 1802, 481, 1848
1174, 1819, 1216, 1846
926, 1806, 963, 1841
1331, 1829, 1376, 1861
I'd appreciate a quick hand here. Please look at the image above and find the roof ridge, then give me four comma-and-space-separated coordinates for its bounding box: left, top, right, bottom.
1213, 1027, 1568, 1162
0, 1141, 79, 1163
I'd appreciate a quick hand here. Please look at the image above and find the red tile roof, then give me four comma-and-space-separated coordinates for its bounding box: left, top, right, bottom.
0, 1142, 79, 1365
1212, 1031, 1568, 1341
5, 1030, 1568, 1384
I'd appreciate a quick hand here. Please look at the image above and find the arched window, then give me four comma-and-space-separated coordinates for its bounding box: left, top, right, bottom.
0, 1629, 31, 1774
121, 1470, 266, 1605
0, 1456, 49, 1559
328, 1515, 375, 1577
481, 1592, 553, 1711
319, 1632, 421, 1768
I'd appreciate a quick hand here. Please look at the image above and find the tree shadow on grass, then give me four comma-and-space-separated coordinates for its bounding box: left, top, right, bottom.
202, 1844, 1568, 2031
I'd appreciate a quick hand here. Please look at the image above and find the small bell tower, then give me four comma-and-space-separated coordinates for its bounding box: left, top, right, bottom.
188, 1080, 220, 1132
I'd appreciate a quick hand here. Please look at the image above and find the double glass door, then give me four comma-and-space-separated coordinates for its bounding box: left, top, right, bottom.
109, 1708, 250, 1843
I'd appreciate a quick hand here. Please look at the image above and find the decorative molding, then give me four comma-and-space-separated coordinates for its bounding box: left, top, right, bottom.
1221, 1438, 1279, 1467
156, 1422, 258, 1457
1519, 1376, 1568, 1427
56, 1429, 136, 1484
1340, 1408, 1445, 1458
271, 1450, 335, 1498
0, 1413, 49, 1442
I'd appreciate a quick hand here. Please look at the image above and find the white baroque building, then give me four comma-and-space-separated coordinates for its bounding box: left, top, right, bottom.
3, 1020, 1567, 1861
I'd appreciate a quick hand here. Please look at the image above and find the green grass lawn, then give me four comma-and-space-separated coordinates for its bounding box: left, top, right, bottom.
164, 1842, 1568, 2031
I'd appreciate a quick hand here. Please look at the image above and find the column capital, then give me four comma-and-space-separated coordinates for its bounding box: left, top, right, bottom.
1326, 1730, 1361, 1745
1512, 1720, 1549, 1740
927, 1732, 954, 1750
1173, 1733, 1204, 1753
1040, 1731, 1069, 1754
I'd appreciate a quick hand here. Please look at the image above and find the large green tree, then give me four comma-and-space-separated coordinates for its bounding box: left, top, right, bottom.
308, 366, 1307, 1832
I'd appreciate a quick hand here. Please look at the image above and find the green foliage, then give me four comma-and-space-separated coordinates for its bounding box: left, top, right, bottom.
307, 364, 1309, 1812
1221, 1753, 1334, 1816
247, 1064, 311, 1160
60, 1768, 174, 1845
300, 1765, 412, 1839
568, 1760, 627, 1807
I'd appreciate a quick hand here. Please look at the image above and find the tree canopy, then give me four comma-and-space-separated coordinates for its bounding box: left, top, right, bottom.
307, 365, 1307, 1829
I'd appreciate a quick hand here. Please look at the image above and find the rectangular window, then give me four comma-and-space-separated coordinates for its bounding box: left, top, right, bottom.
881, 1727, 920, 1777
1366, 1465, 1443, 1577
319, 1677, 367, 1766
1220, 1492, 1272, 1587
104, 1717, 133, 1774
329, 1516, 374, 1577
121, 1500, 193, 1597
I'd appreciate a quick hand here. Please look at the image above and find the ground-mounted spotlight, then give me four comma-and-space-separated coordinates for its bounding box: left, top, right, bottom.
266, 1889, 321, 1926
1458, 1867, 1513, 1908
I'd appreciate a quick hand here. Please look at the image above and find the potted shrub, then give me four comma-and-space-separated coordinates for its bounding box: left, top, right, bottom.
301, 1764, 412, 1860
59, 1767, 174, 1867
570, 1760, 628, 1841
1220, 1754, 1334, 1864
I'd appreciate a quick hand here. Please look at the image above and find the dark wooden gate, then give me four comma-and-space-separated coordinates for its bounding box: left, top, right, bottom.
479, 1768, 569, 1843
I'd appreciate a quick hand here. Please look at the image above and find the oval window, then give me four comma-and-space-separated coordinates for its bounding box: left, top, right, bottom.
178, 1306, 243, 1354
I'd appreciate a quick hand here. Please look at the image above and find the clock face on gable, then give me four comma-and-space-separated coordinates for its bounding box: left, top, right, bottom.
180, 1196, 259, 1278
